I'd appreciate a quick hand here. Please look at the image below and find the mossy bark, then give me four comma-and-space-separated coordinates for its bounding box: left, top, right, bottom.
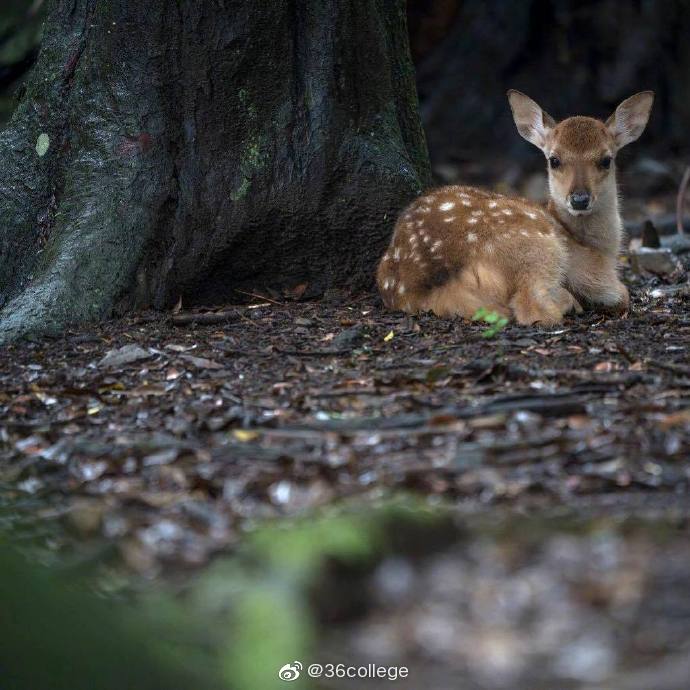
0, 0, 430, 342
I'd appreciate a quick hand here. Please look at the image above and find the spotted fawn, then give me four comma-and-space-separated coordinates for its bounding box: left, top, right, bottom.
377, 90, 654, 325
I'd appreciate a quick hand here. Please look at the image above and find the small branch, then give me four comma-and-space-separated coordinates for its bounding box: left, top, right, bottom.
646, 359, 690, 376
235, 289, 284, 306
616, 342, 637, 364
171, 310, 240, 326
676, 166, 690, 236
274, 347, 352, 357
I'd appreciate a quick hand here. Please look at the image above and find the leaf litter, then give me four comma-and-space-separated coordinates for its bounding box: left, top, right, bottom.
0, 262, 688, 574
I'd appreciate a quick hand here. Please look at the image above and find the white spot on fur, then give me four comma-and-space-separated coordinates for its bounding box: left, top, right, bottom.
393, 247, 401, 260
467, 217, 479, 224
467, 232, 477, 242
430, 240, 442, 253
488, 201, 498, 209
525, 211, 538, 219
520, 229, 530, 237
484, 243, 494, 254
443, 216, 456, 223
502, 209, 513, 216
439, 201, 455, 211
383, 279, 391, 290
461, 200, 472, 207
471, 210, 484, 217
398, 284, 406, 295
418, 206, 430, 213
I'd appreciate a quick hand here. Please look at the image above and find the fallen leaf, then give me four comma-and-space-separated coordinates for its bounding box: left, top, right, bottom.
99, 344, 152, 369
384, 330, 395, 342
166, 367, 183, 381
233, 429, 259, 442
284, 283, 308, 300
658, 409, 690, 429
165, 343, 196, 352
179, 354, 223, 370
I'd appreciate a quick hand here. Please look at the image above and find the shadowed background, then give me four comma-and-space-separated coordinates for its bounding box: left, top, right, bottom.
408, 0, 690, 171
4, 1, 689, 168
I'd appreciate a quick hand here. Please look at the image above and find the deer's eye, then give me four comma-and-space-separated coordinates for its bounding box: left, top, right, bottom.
548, 156, 561, 170
599, 155, 612, 170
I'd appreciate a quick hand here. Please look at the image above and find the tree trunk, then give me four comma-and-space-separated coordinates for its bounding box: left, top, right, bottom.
0, 0, 430, 342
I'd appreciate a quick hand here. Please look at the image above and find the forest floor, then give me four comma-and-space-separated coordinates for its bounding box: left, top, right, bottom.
2, 187, 690, 687
2, 268, 690, 688
1, 264, 689, 574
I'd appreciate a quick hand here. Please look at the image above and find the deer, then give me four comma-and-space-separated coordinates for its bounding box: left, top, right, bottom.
377, 90, 654, 325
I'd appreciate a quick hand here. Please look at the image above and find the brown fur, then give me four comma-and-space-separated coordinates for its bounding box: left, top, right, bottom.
377, 187, 577, 325
376, 91, 653, 325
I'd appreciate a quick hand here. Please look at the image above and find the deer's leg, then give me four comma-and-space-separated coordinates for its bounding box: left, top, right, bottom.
566, 245, 629, 314
588, 279, 629, 315
510, 282, 577, 326
554, 286, 583, 315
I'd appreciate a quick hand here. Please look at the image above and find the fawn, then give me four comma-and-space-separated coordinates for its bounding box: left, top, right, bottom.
377, 90, 654, 325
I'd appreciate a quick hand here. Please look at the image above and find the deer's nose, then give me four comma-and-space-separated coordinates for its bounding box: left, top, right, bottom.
569, 190, 591, 211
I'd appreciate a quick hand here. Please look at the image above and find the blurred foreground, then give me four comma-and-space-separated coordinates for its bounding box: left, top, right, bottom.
3, 501, 690, 690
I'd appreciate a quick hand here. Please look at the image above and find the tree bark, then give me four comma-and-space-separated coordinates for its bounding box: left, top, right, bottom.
0, 0, 430, 342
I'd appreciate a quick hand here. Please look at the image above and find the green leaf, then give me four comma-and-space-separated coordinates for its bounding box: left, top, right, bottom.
36, 133, 50, 157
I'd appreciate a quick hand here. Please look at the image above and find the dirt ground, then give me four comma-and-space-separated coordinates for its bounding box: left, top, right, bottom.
0, 257, 688, 574
1, 172, 689, 688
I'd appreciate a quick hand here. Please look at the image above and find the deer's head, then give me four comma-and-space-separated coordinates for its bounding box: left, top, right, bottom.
508, 90, 654, 217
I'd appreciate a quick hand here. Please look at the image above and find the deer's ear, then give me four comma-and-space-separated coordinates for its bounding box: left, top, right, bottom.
507, 90, 555, 151
606, 91, 654, 149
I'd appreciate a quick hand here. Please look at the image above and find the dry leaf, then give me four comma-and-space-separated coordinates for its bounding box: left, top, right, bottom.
233, 429, 259, 442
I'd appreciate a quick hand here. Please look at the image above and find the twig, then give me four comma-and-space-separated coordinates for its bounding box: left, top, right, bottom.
309, 388, 382, 398
235, 311, 264, 328
171, 310, 240, 326
646, 359, 690, 376
274, 347, 352, 357
235, 289, 284, 306
616, 341, 637, 364
676, 165, 690, 236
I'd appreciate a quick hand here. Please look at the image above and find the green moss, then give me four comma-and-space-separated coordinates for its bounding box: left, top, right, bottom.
230, 133, 268, 202
230, 178, 250, 202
